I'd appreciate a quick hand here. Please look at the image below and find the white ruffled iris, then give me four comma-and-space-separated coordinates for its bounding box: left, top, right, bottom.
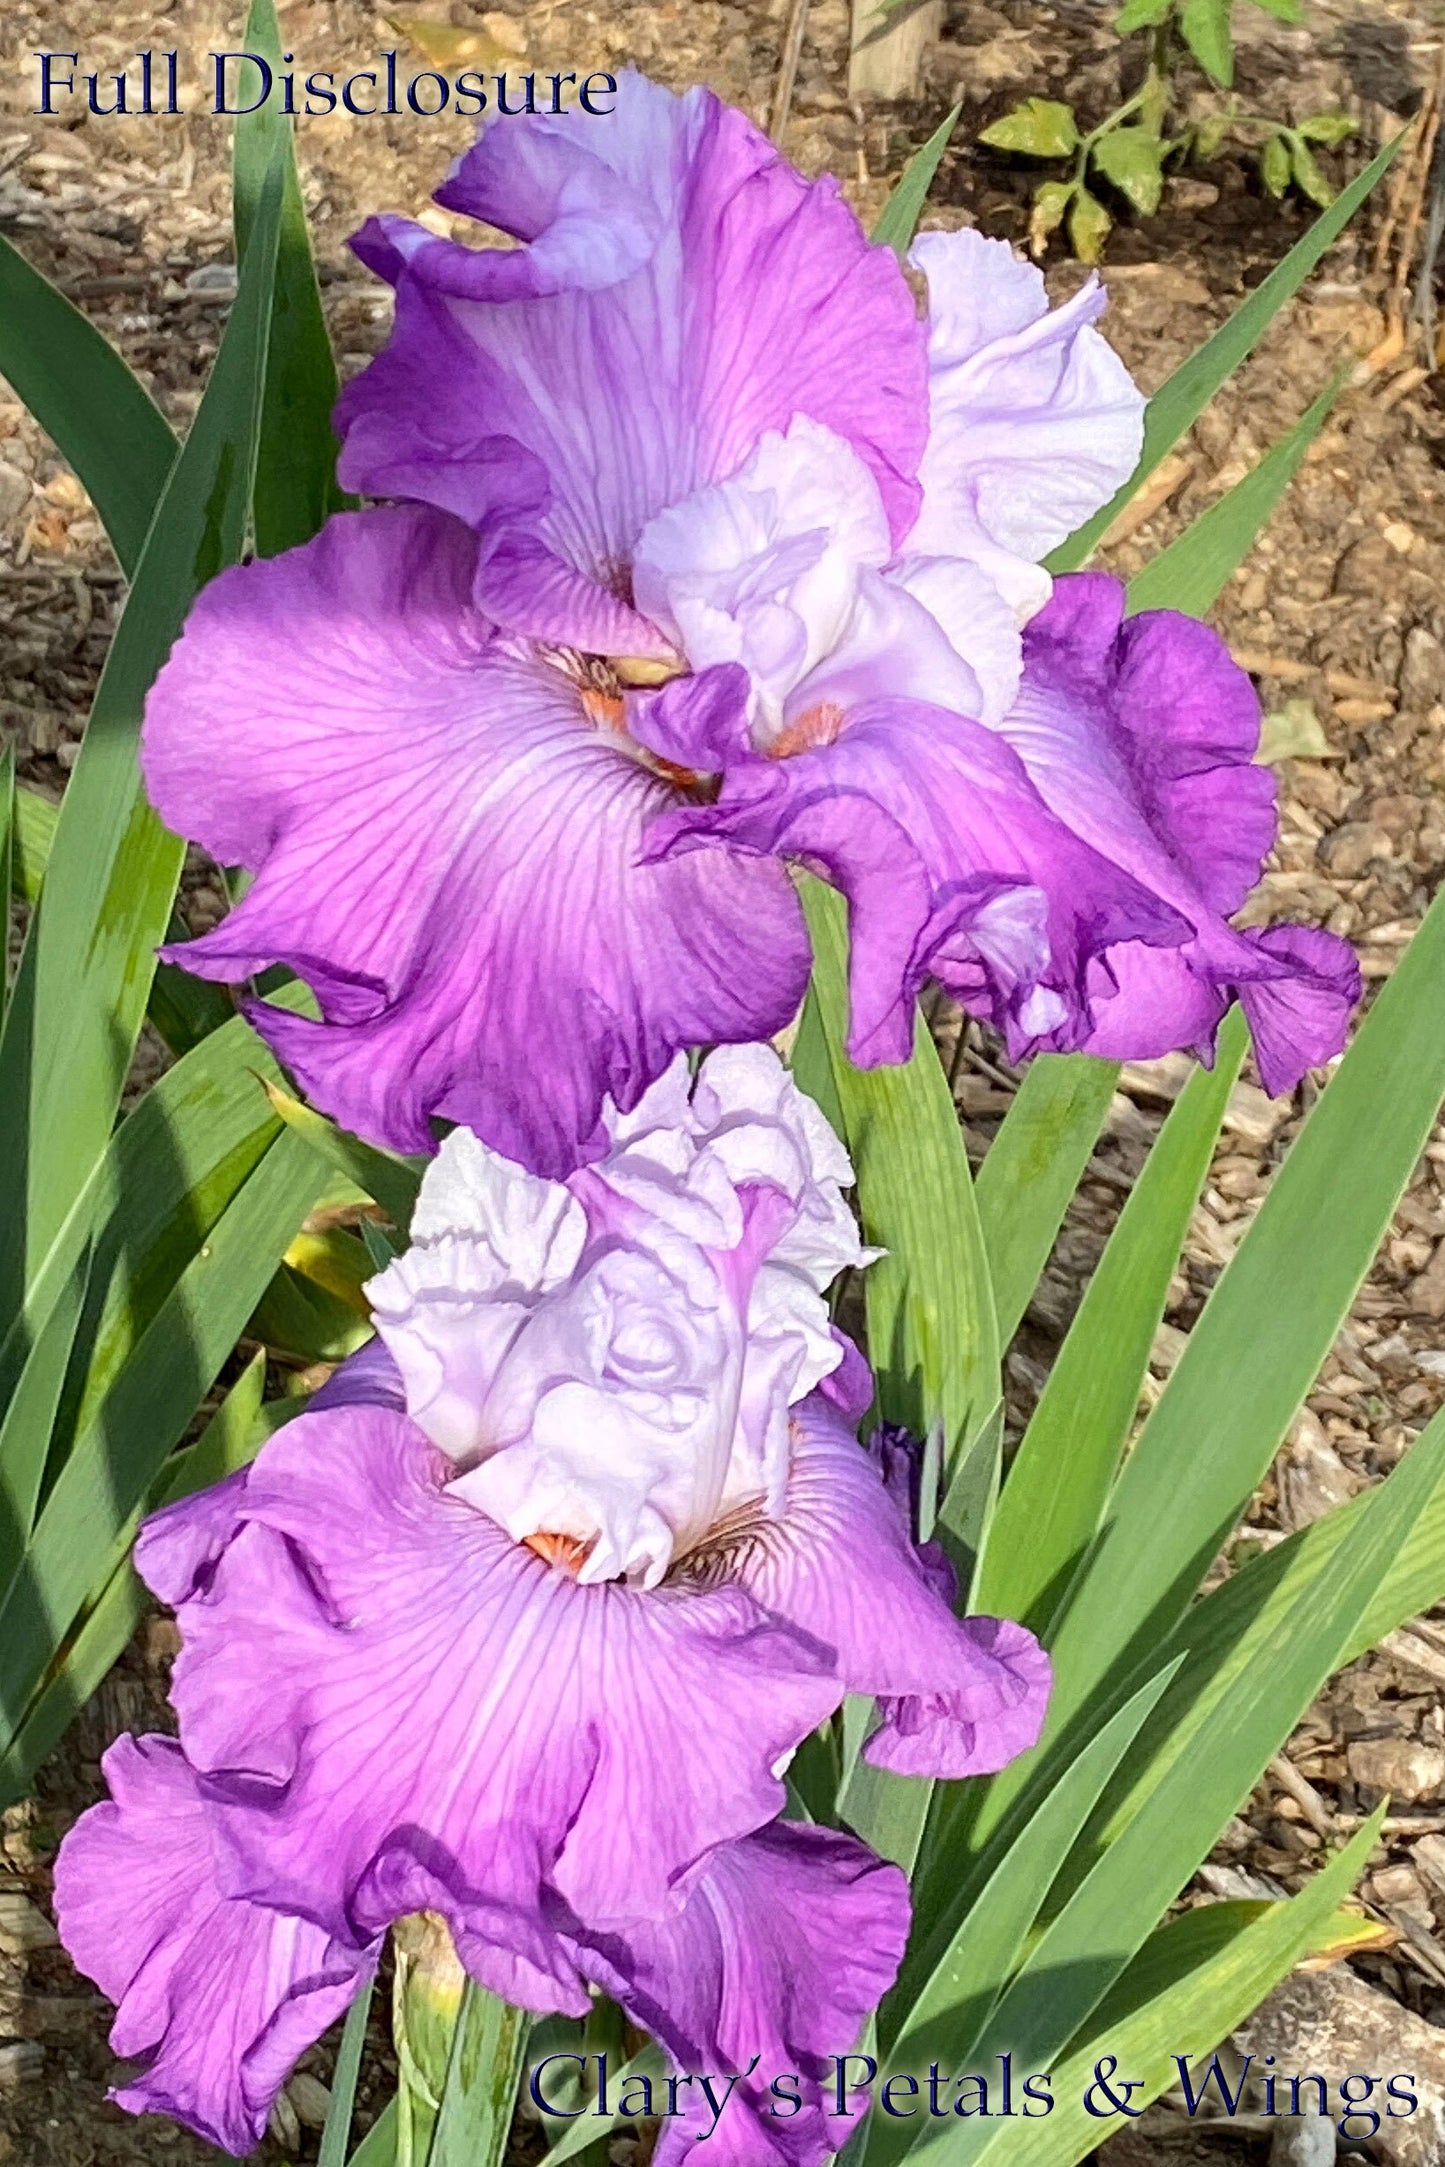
365, 1045, 877, 1586
630, 230, 1144, 747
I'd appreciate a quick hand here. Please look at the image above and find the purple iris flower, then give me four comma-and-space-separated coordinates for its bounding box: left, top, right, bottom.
139, 73, 1357, 1178
54, 1049, 1049, 2158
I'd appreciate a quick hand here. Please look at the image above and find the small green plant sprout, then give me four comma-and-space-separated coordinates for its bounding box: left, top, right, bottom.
1174, 102, 1357, 211
980, 0, 1358, 260
982, 75, 1172, 265
1255, 112, 1360, 206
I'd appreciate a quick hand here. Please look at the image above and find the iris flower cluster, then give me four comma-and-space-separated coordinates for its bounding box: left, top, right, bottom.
57, 1050, 1048, 2155
56, 69, 1357, 2160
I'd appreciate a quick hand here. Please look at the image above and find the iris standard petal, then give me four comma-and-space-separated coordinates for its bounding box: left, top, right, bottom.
813, 554, 1026, 728
632, 417, 894, 737
141, 504, 808, 1175
366, 1131, 587, 1461
365, 1056, 870, 1578
907, 228, 1144, 610
631, 417, 1024, 736
338, 74, 928, 649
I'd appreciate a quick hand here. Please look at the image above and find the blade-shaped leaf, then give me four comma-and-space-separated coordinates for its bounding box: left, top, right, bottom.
263, 1080, 423, 1233
0, 1247, 90, 1598
0, 744, 12, 1023
1039, 884, 1445, 1739
1163, 1399, 1445, 1683
249, 1262, 372, 1365
0, 1352, 303, 1808
972, 1820, 1383, 2167
361, 1219, 401, 1273
792, 881, 999, 1472
430, 1986, 531, 2167
1075, 1421, 1445, 1866
0, 233, 177, 577
284, 1225, 373, 1314
319, 1975, 377, 2167
905, 1421, 1445, 2167
944, 1393, 1445, 1941
973, 1054, 1120, 1347
153, 1346, 269, 1505
872, 1660, 1183, 2128
348, 2100, 398, 2165
790, 983, 845, 1138
1346, 1486, 1445, 1665
793, 881, 1000, 1889
1051, 134, 1402, 571
8, 781, 232, 1053
840, 1754, 935, 1880
7, 781, 51, 908
1028, 1399, 1445, 1909
1126, 371, 1346, 619
0, 1127, 324, 1751
0, 997, 302, 1426
919, 884, 1445, 1916
143, 951, 240, 1057
234, 0, 351, 554
975, 1013, 1245, 1633
0, 149, 284, 1344
535, 2039, 668, 2167
939, 1398, 1003, 1590
872, 108, 961, 260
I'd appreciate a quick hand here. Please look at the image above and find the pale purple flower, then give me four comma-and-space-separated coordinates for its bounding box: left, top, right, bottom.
139, 73, 1356, 1177
54, 1050, 1048, 2158
52, 1736, 376, 2152
995, 576, 1362, 1088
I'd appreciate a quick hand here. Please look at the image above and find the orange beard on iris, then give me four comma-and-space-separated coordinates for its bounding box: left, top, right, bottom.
577, 667, 702, 792
766, 701, 847, 760
522, 1529, 593, 1575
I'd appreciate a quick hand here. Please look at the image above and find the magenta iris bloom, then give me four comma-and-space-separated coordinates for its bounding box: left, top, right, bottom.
55, 1050, 1048, 2158
139, 73, 1358, 1178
